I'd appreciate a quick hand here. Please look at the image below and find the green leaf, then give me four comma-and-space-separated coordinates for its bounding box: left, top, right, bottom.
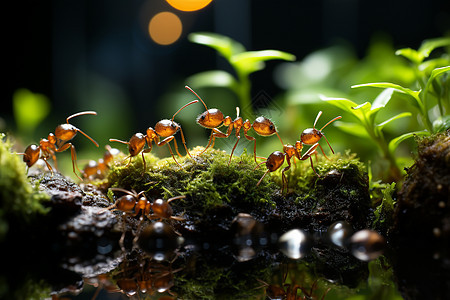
377, 112, 411, 130
395, 48, 422, 64
13, 88, 51, 135
395, 37, 450, 64
432, 115, 450, 132
352, 82, 422, 109
418, 37, 450, 60
185, 70, 239, 94
188, 32, 246, 60
333, 121, 370, 138
372, 88, 395, 111
388, 130, 430, 154
320, 95, 367, 122
230, 50, 296, 76
423, 65, 450, 98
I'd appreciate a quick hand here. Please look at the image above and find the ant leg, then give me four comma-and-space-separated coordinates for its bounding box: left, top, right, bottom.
281, 157, 292, 194
141, 150, 147, 172
318, 143, 330, 160
42, 157, 55, 177
256, 169, 270, 186
301, 143, 320, 177
244, 132, 257, 163
69, 144, 84, 180
172, 138, 183, 158
178, 127, 194, 158
228, 133, 241, 165
158, 136, 182, 167
56, 143, 83, 180
202, 131, 214, 152
167, 195, 186, 203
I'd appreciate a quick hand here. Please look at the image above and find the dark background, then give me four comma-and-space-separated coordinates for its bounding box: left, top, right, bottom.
4, 0, 450, 135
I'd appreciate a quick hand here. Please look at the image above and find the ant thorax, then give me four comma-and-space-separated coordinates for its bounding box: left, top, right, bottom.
196, 109, 224, 128
155, 119, 180, 137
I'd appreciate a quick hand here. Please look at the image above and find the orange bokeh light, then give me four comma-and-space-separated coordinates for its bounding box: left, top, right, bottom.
148, 12, 183, 45
165, 0, 213, 12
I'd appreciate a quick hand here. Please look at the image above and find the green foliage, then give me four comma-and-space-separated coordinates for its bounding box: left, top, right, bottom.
187, 32, 296, 119
320, 89, 428, 181
352, 37, 450, 133
0, 134, 50, 241
317, 37, 449, 181
12, 88, 51, 139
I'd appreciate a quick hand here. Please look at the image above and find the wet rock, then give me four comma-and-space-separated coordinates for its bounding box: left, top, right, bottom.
392, 130, 450, 299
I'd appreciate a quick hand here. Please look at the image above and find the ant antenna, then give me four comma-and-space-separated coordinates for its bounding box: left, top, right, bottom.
319, 115, 342, 132
185, 85, 208, 111
66, 111, 97, 123
66, 111, 99, 147
319, 115, 342, 154
313, 111, 323, 129
171, 100, 199, 121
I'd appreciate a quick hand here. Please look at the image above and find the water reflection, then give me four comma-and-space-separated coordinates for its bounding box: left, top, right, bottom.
49, 214, 387, 299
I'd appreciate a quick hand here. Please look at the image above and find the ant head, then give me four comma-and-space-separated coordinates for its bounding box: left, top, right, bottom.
252, 116, 277, 136
155, 119, 180, 137
128, 133, 146, 156
253, 116, 284, 145
266, 151, 285, 172
196, 108, 224, 128
23, 144, 40, 167
55, 123, 78, 141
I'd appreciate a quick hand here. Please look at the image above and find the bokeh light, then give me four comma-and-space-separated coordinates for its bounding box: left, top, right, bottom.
148, 11, 183, 45
165, 0, 213, 12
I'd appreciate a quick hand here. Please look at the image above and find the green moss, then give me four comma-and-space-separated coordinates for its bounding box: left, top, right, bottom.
106, 146, 278, 215
0, 134, 50, 240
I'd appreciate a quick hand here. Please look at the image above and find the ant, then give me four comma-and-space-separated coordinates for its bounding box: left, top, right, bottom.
17, 111, 99, 180
300, 111, 341, 158
255, 112, 341, 192
109, 100, 198, 170
255, 143, 319, 193
104, 188, 185, 222
185, 85, 283, 164
257, 263, 330, 300
81, 145, 120, 179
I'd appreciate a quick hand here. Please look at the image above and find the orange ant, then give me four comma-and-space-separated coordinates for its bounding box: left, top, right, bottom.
17, 111, 99, 180
104, 188, 185, 222
255, 143, 319, 193
81, 145, 120, 179
301, 111, 341, 158
109, 100, 198, 170
257, 264, 330, 300
185, 85, 283, 164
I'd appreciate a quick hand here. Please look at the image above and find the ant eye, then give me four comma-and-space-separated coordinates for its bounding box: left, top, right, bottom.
269, 125, 274, 131
201, 115, 205, 120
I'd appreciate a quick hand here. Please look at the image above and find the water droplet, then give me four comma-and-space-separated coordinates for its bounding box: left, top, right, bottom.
278, 229, 312, 259
327, 220, 353, 248
350, 229, 385, 261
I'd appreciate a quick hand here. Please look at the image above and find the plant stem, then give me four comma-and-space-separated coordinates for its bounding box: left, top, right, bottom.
236, 70, 254, 120
363, 118, 402, 182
